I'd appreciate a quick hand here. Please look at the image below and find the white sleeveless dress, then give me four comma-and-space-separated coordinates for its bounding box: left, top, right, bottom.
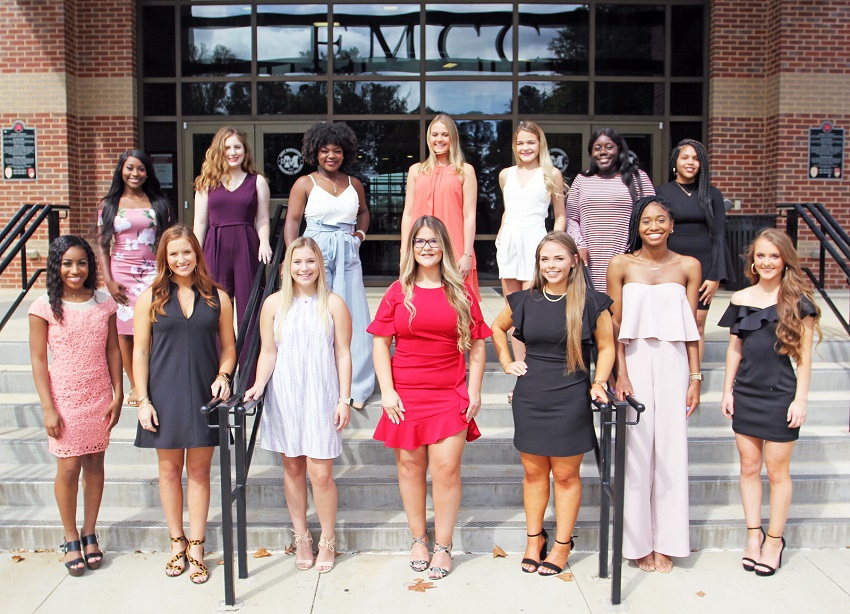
259, 295, 342, 459
496, 167, 551, 281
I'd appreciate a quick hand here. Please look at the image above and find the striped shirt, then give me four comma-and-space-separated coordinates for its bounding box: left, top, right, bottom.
566, 171, 655, 292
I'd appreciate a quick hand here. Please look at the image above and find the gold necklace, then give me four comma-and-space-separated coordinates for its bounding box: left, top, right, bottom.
122, 193, 146, 202
637, 252, 673, 271
317, 170, 341, 194
676, 182, 694, 197
542, 288, 566, 302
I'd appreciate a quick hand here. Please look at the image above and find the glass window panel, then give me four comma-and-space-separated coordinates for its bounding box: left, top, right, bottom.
596, 4, 665, 76
544, 132, 584, 186
425, 82, 511, 115
518, 4, 589, 75
333, 4, 421, 75
619, 130, 654, 178
182, 82, 251, 115
595, 82, 663, 115
143, 6, 176, 78
671, 5, 704, 77
257, 81, 327, 114
517, 81, 588, 114
334, 81, 420, 114
425, 4, 513, 75
257, 5, 328, 76
181, 5, 252, 77
143, 83, 176, 116
263, 132, 312, 199
143, 122, 179, 217
670, 121, 704, 155
671, 82, 703, 116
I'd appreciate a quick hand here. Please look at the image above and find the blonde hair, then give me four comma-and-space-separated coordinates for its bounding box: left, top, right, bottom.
398, 216, 473, 351
530, 231, 588, 374
193, 126, 259, 193
275, 237, 331, 341
744, 228, 821, 363
513, 121, 561, 202
419, 114, 466, 177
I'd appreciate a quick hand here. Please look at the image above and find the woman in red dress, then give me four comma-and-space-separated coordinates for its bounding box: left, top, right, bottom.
369, 215, 490, 580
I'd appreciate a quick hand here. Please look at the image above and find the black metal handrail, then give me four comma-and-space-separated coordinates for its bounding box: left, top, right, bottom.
780, 203, 850, 335
203, 203, 286, 607
0, 204, 69, 331
591, 391, 645, 607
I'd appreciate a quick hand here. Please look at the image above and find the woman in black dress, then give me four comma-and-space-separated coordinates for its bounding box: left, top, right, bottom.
491, 231, 615, 576
133, 225, 236, 584
719, 228, 820, 577
656, 139, 731, 358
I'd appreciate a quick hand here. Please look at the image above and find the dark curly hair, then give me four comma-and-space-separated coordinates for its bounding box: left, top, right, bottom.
625, 195, 674, 254
301, 122, 358, 168
45, 235, 99, 323
98, 150, 173, 251
582, 127, 646, 202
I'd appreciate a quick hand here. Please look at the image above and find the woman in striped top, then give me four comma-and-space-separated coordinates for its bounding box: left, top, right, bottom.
566, 128, 655, 292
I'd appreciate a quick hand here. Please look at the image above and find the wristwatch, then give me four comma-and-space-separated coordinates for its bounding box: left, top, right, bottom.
339, 397, 354, 406
689, 373, 703, 382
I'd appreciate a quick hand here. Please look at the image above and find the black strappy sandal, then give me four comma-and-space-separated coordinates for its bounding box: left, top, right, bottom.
81, 533, 103, 570
521, 528, 549, 573
742, 527, 765, 572
754, 534, 786, 577
60, 538, 85, 577
538, 536, 576, 576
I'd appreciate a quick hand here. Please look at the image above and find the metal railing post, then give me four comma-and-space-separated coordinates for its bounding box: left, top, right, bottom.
235, 410, 249, 579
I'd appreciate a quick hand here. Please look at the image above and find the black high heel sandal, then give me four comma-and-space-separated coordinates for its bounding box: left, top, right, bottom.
754, 534, 786, 577
742, 526, 765, 572
521, 528, 549, 573
60, 538, 85, 577
538, 536, 576, 576
81, 533, 103, 570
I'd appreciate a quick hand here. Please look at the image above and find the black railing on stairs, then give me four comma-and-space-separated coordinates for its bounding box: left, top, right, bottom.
780, 203, 850, 335
591, 391, 645, 607
202, 203, 287, 607
0, 204, 69, 331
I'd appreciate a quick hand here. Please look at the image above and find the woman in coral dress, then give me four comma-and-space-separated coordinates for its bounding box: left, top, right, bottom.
370, 216, 490, 580
400, 114, 479, 300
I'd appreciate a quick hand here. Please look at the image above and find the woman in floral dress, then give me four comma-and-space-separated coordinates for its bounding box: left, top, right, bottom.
97, 150, 173, 407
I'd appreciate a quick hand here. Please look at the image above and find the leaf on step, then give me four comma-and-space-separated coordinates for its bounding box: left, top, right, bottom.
407, 578, 436, 592
218, 559, 225, 565
284, 543, 296, 555
696, 591, 706, 598
555, 571, 574, 582
492, 545, 508, 558
11, 555, 24, 563
253, 547, 272, 558
34, 549, 48, 553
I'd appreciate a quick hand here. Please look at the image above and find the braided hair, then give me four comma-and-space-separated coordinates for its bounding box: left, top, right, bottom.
45, 235, 99, 323
625, 195, 674, 254
669, 139, 715, 236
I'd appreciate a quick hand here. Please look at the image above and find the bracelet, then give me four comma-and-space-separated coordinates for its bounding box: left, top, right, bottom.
217, 372, 232, 384
463, 252, 473, 258
139, 398, 153, 407
689, 372, 703, 382
354, 229, 366, 240
592, 380, 607, 387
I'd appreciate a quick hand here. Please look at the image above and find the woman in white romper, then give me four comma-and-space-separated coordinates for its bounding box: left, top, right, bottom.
285, 122, 374, 408
497, 121, 566, 361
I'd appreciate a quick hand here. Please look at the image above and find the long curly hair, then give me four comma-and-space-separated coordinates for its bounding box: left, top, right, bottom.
398, 216, 473, 351
530, 231, 588, 373
301, 122, 358, 168
98, 150, 173, 251
582, 127, 645, 202
625, 195, 674, 253
668, 139, 715, 236
419, 114, 466, 177
148, 225, 219, 322
193, 126, 259, 193
744, 228, 821, 363
275, 237, 331, 340
513, 121, 561, 202
45, 235, 99, 323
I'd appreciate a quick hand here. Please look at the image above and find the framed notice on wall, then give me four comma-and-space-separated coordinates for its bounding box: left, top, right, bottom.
2, 121, 37, 180
808, 121, 844, 180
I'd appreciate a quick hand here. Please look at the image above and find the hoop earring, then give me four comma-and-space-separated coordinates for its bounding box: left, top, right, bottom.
750, 263, 757, 275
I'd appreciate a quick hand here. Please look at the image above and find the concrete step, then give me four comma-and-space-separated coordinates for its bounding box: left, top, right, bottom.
1, 424, 848, 467
1, 460, 847, 510
1, 502, 847, 553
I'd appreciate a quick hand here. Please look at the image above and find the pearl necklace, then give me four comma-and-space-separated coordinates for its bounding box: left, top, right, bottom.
542, 288, 566, 302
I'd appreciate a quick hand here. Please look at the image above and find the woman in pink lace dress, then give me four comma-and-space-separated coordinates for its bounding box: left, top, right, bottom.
29, 236, 123, 576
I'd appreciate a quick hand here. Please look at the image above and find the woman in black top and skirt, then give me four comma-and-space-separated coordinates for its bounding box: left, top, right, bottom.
491, 231, 615, 576
656, 139, 731, 358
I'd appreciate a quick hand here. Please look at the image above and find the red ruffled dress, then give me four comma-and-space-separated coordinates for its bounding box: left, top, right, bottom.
368, 281, 492, 450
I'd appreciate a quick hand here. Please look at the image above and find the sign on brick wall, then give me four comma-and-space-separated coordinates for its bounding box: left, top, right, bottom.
808, 121, 844, 180
2, 121, 37, 181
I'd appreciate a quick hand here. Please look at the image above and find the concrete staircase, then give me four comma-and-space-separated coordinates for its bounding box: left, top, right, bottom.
1, 337, 848, 554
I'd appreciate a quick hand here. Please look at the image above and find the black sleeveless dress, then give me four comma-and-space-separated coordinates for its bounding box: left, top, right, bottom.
135, 284, 221, 449
718, 298, 817, 442
508, 288, 612, 457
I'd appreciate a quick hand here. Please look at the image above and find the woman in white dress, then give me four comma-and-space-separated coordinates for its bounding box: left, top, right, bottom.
244, 237, 352, 574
